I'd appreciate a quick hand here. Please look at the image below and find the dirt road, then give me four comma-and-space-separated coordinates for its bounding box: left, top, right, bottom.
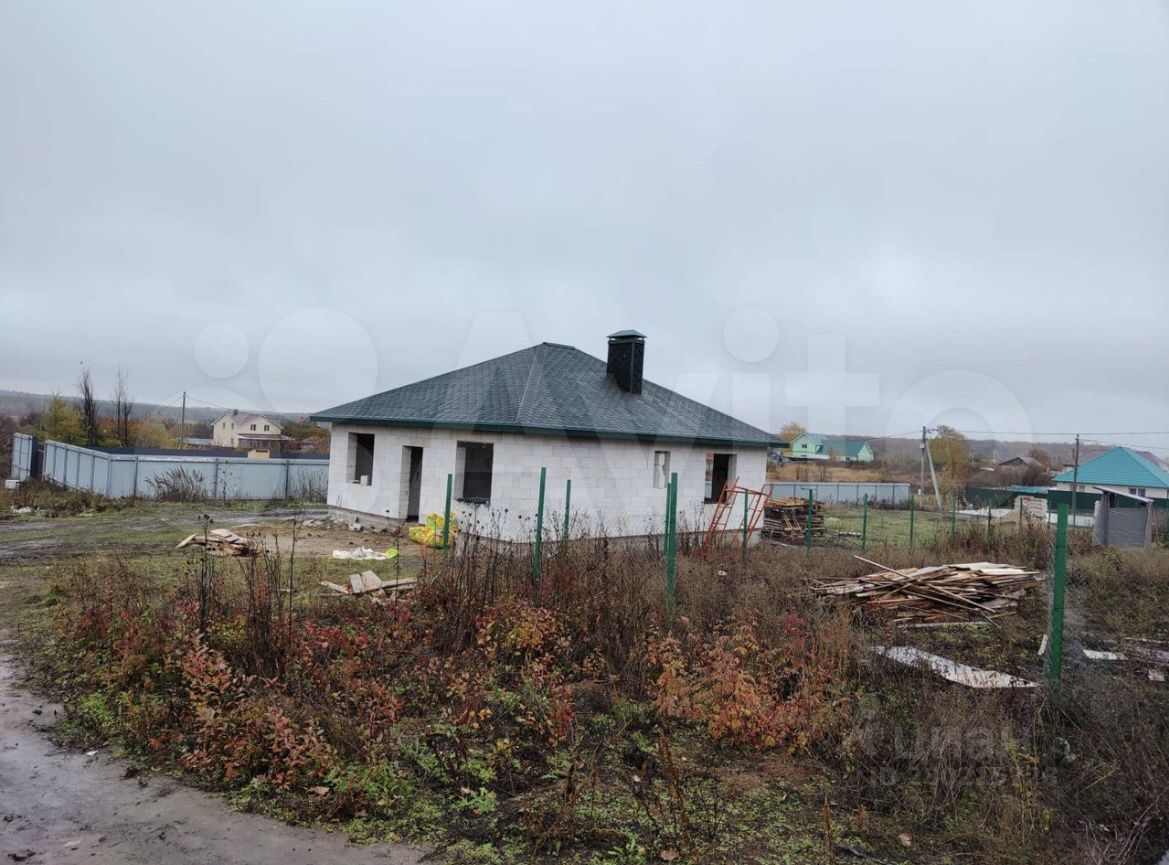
0, 651, 427, 865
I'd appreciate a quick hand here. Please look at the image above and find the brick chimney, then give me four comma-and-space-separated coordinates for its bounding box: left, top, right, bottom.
606, 330, 646, 394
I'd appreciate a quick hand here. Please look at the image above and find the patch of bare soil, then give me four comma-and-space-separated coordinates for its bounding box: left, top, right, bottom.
0, 508, 334, 565
0, 649, 427, 865
231, 519, 425, 564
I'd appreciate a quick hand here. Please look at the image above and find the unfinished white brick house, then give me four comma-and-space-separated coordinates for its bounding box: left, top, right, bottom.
312, 331, 776, 542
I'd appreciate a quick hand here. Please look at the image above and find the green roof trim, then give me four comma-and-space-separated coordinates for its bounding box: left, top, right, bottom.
1053, 446, 1169, 489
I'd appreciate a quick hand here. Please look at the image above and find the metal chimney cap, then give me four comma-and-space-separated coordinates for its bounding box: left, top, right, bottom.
607, 329, 646, 340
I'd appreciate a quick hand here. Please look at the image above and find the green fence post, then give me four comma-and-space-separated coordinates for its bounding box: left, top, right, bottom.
563, 478, 572, 543
909, 494, 916, 548
986, 498, 994, 544
1048, 504, 1068, 697
666, 472, 678, 620
805, 489, 814, 553
532, 466, 546, 585
741, 488, 749, 565
951, 495, 958, 539
663, 476, 672, 552
861, 493, 869, 551
442, 473, 453, 551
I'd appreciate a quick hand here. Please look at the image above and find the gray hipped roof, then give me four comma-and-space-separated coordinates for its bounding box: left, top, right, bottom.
312, 342, 777, 448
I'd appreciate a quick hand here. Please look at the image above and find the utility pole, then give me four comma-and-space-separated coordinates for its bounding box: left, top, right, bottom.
925, 436, 943, 511
180, 391, 187, 449
1070, 434, 1080, 518
919, 425, 927, 496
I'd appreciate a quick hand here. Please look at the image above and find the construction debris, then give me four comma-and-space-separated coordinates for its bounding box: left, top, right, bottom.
408, 513, 459, 548
1120, 638, 1169, 666
320, 570, 417, 605
1083, 649, 1128, 662
762, 497, 824, 542
872, 646, 1037, 689
176, 528, 262, 557
815, 559, 1043, 625
331, 547, 390, 560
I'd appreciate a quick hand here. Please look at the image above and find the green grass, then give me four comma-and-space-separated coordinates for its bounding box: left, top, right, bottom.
820, 506, 957, 549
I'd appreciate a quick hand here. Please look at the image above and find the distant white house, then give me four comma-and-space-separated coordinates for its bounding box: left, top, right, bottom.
312, 331, 777, 542
210, 411, 285, 450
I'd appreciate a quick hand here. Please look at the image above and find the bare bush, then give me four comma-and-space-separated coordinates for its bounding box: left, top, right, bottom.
145, 466, 208, 502
287, 469, 327, 503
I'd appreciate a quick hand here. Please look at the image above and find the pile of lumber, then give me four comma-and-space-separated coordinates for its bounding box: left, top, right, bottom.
762, 496, 824, 541
320, 570, 417, 606
176, 528, 262, 557
814, 559, 1043, 625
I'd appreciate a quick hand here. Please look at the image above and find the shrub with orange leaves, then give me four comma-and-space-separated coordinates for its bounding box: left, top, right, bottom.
648, 614, 849, 751
178, 636, 334, 789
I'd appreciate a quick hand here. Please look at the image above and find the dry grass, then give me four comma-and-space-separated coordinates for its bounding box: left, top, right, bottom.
1076, 546, 1169, 640
1, 477, 133, 517
766, 463, 905, 483
14, 516, 1169, 864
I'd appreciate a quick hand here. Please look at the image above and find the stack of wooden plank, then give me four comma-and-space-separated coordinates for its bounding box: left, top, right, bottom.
320, 571, 417, 606
814, 560, 1043, 625
762, 496, 824, 541
176, 528, 262, 557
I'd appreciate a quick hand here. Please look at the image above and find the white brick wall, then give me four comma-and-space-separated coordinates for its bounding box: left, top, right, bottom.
327, 425, 767, 541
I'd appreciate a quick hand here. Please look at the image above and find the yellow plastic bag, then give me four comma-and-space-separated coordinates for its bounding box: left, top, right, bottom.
408, 512, 458, 548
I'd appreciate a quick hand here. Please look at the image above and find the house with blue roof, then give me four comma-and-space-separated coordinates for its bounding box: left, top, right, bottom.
312, 331, 779, 540
1052, 447, 1169, 505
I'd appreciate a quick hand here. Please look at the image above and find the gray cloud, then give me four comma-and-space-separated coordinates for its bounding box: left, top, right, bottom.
2, 1, 1167, 452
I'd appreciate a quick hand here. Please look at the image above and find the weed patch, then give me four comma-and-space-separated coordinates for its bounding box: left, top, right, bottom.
15, 529, 1169, 863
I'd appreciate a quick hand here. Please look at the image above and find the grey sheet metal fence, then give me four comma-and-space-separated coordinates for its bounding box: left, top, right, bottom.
38, 440, 328, 500
10, 433, 35, 481
762, 481, 910, 505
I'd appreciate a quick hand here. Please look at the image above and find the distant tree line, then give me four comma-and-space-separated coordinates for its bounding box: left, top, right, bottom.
14, 366, 176, 449
5, 370, 328, 456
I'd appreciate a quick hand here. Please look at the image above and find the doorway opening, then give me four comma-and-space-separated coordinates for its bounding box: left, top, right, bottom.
706, 452, 736, 503
402, 446, 423, 521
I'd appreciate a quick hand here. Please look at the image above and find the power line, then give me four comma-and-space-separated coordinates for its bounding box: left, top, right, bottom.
948, 429, 1169, 437
1083, 438, 1169, 454
183, 395, 234, 412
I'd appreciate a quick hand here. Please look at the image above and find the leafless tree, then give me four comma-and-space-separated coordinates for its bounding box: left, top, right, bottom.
113, 367, 134, 447
76, 365, 100, 446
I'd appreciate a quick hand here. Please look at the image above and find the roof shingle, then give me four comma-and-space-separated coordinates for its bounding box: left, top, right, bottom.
312, 342, 777, 448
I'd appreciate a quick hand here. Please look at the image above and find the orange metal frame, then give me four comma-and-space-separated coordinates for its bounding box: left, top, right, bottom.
700, 477, 769, 555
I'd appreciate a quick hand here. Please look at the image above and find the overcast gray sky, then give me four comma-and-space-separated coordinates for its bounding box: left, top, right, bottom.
2, 1, 1167, 451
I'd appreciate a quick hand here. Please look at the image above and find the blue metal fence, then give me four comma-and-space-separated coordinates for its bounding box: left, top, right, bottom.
762, 481, 910, 505
31, 439, 328, 500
